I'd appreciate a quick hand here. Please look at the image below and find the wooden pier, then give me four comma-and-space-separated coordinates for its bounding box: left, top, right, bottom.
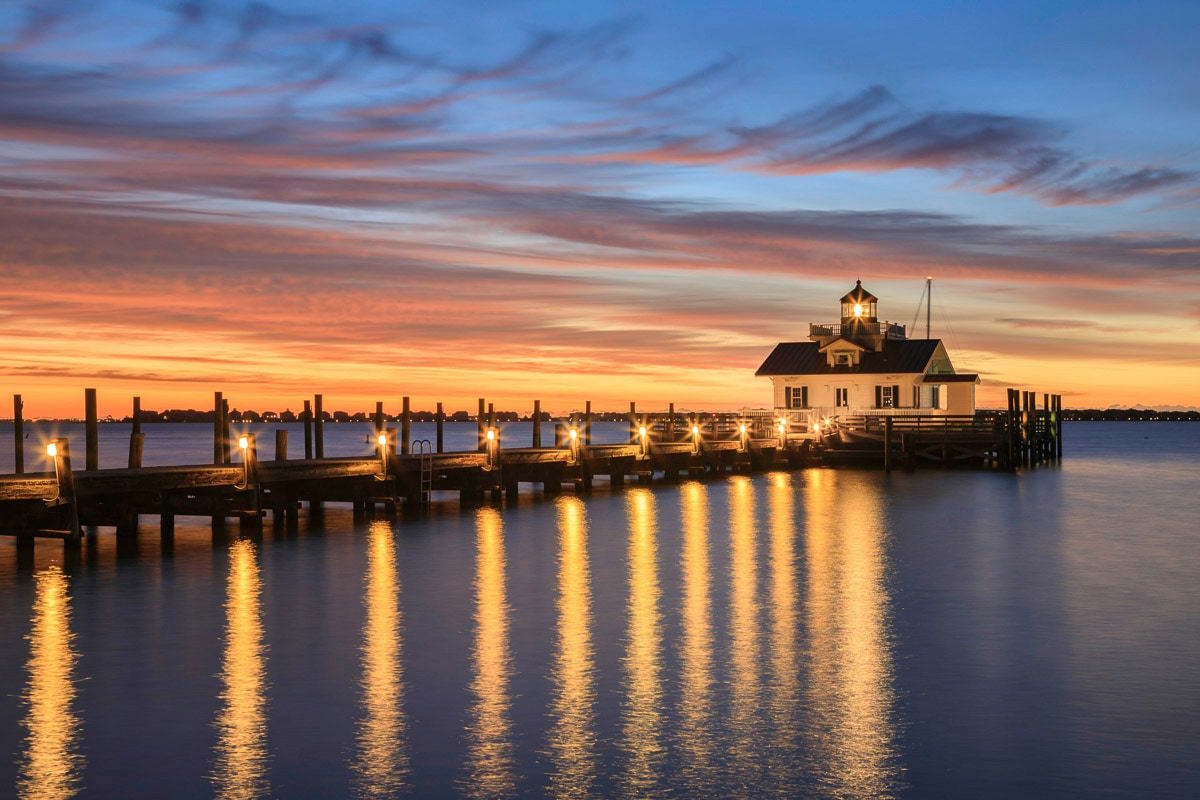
1, 388, 1060, 545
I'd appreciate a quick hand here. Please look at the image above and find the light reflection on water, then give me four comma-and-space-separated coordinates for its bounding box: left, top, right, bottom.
546, 496, 598, 799
727, 475, 764, 789
803, 469, 901, 799
17, 566, 83, 800
766, 471, 802, 794
211, 538, 270, 800
677, 482, 715, 787
462, 508, 517, 799
620, 488, 666, 799
350, 521, 407, 798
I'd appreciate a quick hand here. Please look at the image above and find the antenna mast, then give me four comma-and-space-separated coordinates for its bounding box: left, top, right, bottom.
926, 276, 932, 339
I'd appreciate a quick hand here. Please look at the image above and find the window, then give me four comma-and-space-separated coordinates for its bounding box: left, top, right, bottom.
787, 386, 808, 409
835, 353, 851, 366
875, 384, 900, 408
835, 387, 849, 407
930, 385, 941, 410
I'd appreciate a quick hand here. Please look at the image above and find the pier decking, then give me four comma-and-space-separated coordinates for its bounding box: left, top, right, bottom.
1, 388, 1061, 544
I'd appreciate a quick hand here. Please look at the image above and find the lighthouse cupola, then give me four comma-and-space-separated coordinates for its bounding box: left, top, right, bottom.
840, 280, 878, 325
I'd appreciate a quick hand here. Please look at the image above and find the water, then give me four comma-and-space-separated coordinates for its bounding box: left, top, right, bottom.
1, 422, 1197, 798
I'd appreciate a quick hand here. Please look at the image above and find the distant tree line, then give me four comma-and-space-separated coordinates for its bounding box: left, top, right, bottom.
1060, 409, 1200, 421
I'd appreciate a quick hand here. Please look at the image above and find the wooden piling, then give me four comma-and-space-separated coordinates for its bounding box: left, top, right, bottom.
629, 401, 638, 443
533, 400, 542, 448
1054, 394, 1063, 460
478, 398, 486, 451
128, 433, 144, 469
436, 402, 445, 453
375, 401, 384, 435
402, 396, 411, 455
214, 392, 224, 464
274, 430, 288, 461
314, 394, 325, 458
85, 388, 98, 471
883, 416, 893, 472
585, 401, 592, 445
303, 400, 313, 459
132, 396, 142, 436
667, 402, 675, 443
50, 438, 81, 544
13, 394, 23, 475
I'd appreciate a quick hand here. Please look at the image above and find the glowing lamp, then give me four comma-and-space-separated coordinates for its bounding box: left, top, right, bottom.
691, 425, 700, 436
854, 303, 863, 317
377, 433, 387, 447
739, 424, 746, 435
47, 442, 57, 458
486, 429, 495, 441
813, 423, 821, 433
238, 436, 249, 450
569, 428, 578, 440
639, 426, 647, 438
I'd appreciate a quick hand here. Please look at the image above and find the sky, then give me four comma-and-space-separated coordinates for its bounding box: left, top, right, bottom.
2, 0, 1199, 418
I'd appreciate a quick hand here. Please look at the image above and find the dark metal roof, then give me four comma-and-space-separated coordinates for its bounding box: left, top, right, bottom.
755, 339, 943, 376
839, 280, 877, 304
922, 373, 979, 383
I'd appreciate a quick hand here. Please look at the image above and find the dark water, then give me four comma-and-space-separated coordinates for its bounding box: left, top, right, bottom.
1, 422, 1197, 798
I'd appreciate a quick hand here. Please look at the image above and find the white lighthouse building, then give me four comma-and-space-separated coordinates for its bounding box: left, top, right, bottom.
755, 281, 978, 423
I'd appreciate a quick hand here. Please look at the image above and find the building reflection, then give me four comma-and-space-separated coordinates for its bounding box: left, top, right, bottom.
462, 508, 516, 799
803, 470, 900, 798
727, 475, 763, 786
18, 566, 84, 800
350, 521, 407, 798
767, 471, 802, 793
620, 489, 665, 799
546, 496, 598, 799
676, 481, 715, 787
212, 538, 271, 800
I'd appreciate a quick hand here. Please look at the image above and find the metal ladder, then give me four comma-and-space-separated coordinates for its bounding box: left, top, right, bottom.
413, 439, 433, 506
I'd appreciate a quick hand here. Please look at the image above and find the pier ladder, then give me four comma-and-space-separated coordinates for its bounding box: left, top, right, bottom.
414, 439, 433, 506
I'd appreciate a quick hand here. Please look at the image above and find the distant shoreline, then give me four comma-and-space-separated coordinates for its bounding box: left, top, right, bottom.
1, 410, 1197, 424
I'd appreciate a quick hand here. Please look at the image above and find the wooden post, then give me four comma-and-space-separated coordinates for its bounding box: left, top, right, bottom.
222, 398, 232, 464
50, 438, 81, 544
13, 394, 23, 475
303, 399, 313, 459
533, 400, 542, 448
314, 394, 325, 458
555, 422, 565, 447
883, 416, 893, 472
629, 401, 638, 443
85, 388, 98, 470
401, 396, 411, 455
132, 396, 142, 436
436, 402, 445, 454
667, 402, 675, 443
375, 401, 385, 435
1055, 394, 1063, 460
275, 429, 288, 461
214, 391, 224, 464
478, 398, 486, 451
487, 402, 495, 431
128, 433, 144, 469
584, 401, 592, 445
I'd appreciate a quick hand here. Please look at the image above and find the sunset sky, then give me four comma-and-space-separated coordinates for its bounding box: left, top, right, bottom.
2, 0, 1198, 418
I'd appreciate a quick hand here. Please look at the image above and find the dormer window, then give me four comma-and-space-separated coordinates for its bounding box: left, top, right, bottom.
836, 353, 851, 366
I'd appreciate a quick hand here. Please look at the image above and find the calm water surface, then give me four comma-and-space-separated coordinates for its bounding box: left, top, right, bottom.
1, 422, 1197, 798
